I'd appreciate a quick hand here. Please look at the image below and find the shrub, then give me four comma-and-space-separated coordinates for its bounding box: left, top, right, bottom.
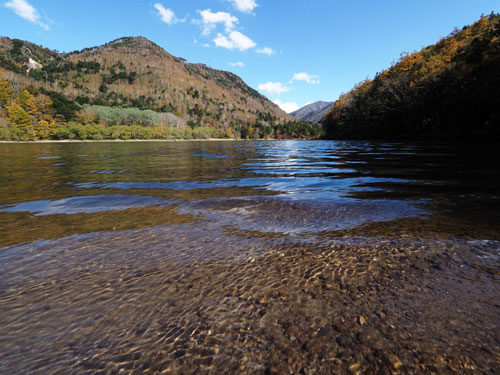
0, 120, 12, 140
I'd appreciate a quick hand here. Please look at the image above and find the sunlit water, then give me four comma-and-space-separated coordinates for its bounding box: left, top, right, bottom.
1, 140, 499, 374
1, 140, 499, 246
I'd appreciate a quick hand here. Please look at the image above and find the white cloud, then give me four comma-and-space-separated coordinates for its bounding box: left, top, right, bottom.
214, 31, 256, 51
257, 82, 292, 96
273, 99, 299, 113
229, 0, 258, 13
196, 8, 267, 54
197, 9, 238, 35
5, 0, 49, 30
291, 72, 320, 84
154, 3, 180, 25
229, 61, 245, 67
256, 47, 274, 55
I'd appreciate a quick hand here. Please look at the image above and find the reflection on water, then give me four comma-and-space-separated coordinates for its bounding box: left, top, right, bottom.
177, 197, 426, 235
1, 140, 500, 374
0, 194, 172, 216
0, 140, 499, 247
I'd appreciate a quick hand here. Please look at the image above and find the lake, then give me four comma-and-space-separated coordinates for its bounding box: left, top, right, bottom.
1, 140, 499, 374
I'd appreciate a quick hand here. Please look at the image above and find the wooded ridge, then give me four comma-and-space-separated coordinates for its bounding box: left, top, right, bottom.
322, 13, 500, 140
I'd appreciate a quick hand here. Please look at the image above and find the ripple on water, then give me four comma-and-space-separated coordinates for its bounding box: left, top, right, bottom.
0, 141, 500, 374
1, 230, 499, 375
0, 194, 173, 216
177, 196, 428, 235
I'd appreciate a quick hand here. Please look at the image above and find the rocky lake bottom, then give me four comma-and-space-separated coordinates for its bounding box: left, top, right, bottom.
0, 141, 499, 374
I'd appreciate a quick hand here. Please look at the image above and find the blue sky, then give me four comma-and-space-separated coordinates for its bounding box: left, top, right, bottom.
1, 1, 499, 112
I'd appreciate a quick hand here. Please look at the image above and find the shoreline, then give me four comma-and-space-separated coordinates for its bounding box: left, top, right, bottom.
0, 138, 244, 143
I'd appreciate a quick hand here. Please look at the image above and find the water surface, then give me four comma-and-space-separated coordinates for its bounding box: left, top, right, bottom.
1, 140, 499, 247
1, 140, 499, 374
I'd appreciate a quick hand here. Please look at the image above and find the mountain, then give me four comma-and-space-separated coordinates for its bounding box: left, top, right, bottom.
0, 36, 302, 140
290, 101, 333, 123
322, 13, 500, 139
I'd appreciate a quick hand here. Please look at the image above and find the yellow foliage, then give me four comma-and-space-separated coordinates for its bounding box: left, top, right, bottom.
441, 38, 462, 63
76, 111, 96, 124
7, 102, 35, 137
18, 90, 33, 109
0, 79, 13, 105
27, 94, 53, 118
397, 51, 424, 74
35, 120, 55, 138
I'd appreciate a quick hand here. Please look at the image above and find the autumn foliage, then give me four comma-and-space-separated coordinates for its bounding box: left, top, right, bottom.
0, 73, 321, 140
323, 13, 500, 139
0, 36, 323, 140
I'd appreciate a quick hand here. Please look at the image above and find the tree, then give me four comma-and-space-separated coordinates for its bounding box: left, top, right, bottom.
18, 90, 33, 109
240, 126, 249, 139
34, 120, 55, 138
27, 94, 54, 118
7, 103, 34, 137
49, 91, 79, 121
0, 79, 13, 105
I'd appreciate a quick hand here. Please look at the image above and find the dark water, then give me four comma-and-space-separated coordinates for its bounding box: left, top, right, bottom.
0, 140, 499, 246
1, 140, 500, 374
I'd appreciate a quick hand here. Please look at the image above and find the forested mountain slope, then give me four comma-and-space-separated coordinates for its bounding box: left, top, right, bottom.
1, 36, 321, 140
322, 13, 500, 139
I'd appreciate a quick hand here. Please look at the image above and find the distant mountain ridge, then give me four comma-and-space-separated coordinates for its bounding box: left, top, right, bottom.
290, 101, 333, 123
0, 35, 291, 134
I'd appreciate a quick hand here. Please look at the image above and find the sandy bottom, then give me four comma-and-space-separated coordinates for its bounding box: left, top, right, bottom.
1, 225, 500, 375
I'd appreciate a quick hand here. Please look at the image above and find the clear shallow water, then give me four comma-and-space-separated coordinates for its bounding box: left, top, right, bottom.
0, 140, 499, 247
0, 194, 173, 216
1, 140, 500, 374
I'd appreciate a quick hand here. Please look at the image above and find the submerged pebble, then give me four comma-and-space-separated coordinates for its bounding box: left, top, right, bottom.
1, 233, 499, 374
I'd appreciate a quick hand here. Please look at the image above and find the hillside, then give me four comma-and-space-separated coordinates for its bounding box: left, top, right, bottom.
290, 101, 333, 123
0, 36, 323, 140
323, 13, 500, 139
